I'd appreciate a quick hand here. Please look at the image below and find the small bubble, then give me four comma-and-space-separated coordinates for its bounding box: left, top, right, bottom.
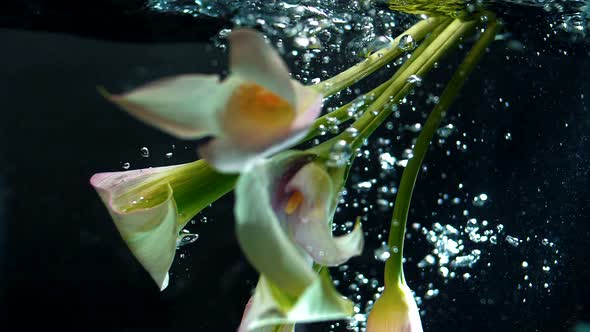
326, 140, 352, 168
122, 162, 131, 170
437, 124, 455, 138
397, 34, 416, 51
379, 152, 396, 170
140, 147, 150, 158
367, 36, 393, 54
357, 181, 372, 190
374, 243, 391, 262
294, 36, 310, 49
506, 235, 520, 247
176, 233, 199, 248
425, 288, 440, 299
345, 127, 359, 138
472, 193, 488, 207
406, 75, 423, 86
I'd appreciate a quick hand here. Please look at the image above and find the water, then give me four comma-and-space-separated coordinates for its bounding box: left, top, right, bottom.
5, 0, 587, 331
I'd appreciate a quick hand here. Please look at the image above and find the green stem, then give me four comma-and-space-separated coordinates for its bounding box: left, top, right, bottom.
384, 18, 500, 288
350, 18, 476, 152
302, 78, 392, 142
308, 19, 458, 157
313, 17, 445, 97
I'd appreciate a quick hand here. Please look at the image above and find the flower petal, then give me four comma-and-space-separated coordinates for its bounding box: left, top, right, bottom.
219, 82, 297, 150
90, 167, 182, 290
199, 125, 310, 173
239, 296, 294, 332
201, 83, 322, 173
291, 81, 323, 129
367, 283, 423, 332
229, 29, 295, 107
107, 74, 241, 139
234, 152, 316, 295
285, 162, 364, 266
239, 270, 354, 332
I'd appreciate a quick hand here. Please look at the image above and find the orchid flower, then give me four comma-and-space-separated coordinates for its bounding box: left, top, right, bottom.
90, 160, 236, 290
105, 29, 322, 173
366, 282, 423, 332
234, 151, 364, 331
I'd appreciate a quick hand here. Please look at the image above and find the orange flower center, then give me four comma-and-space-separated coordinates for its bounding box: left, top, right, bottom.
284, 190, 304, 215
223, 83, 295, 147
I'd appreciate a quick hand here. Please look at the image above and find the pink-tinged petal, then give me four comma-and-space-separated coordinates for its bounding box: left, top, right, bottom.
204, 81, 322, 173
107, 74, 240, 139
90, 166, 183, 290
199, 127, 309, 173
229, 29, 295, 107
284, 162, 364, 266
291, 81, 323, 130
219, 81, 298, 150
367, 283, 423, 332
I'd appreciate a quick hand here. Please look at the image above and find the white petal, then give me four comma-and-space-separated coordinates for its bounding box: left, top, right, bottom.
108, 74, 240, 139
229, 29, 295, 107
291, 81, 323, 129
239, 271, 354, 332
286, 162, 364, 266
90, 167, 182, 290
234, 152, 317, 296
199, 127, 309, 173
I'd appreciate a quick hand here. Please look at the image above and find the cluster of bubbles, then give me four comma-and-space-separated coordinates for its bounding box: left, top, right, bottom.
494, 0, 589, 40
148, 0, 419, 85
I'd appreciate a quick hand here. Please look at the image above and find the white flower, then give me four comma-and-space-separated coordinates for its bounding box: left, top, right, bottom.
106, 29, 322, 173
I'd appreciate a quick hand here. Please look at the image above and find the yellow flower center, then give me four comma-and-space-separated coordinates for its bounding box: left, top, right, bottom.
284, 190, 304, 215
223, 83, 295, 147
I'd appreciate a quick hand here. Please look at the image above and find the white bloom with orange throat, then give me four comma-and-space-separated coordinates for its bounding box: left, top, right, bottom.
107, 29, 322, 173
235, 151, 364, 331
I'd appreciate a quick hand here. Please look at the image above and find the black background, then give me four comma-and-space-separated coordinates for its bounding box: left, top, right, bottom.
0, 5, 589, 332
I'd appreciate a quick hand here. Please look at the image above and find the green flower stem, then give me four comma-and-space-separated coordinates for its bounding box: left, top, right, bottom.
118, 160, 238, 228
302, 78, 392, 142
349, 18, 476, 152
384, 18, 500, 288
312, 17, 445, 97
308, 19, 458, 157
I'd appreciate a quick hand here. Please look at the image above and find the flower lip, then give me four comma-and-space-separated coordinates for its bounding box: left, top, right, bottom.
270, 154, 317, 213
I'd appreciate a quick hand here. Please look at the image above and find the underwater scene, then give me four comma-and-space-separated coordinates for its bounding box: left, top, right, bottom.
1, 0, 589, 331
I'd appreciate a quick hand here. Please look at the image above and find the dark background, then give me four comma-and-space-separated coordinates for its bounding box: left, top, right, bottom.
0, 5, 589, 332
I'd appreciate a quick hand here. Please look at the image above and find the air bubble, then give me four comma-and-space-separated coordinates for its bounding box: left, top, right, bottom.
176, 233, 199, 248
506, 235, 520, 247
140, 147, 150, 158
326, 140, 352, 168
406, 74, 423, 86
397, 34, 416, 51
374, 243, 391, 262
